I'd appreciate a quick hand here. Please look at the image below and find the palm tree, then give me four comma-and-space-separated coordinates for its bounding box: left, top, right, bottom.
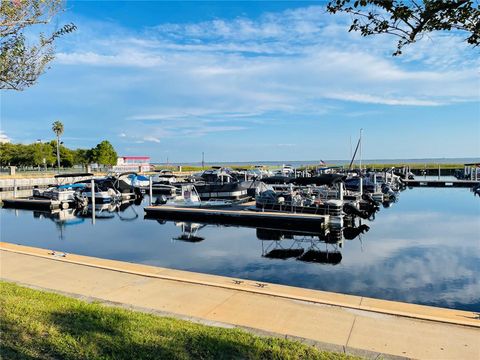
52, 120, 64, 170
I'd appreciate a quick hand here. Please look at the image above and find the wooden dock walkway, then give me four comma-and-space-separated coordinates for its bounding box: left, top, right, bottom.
403, 179, 479, 188
144, 204, 329, 231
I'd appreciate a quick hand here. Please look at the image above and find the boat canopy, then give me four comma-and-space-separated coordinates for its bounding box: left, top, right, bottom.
290, 174, 346, 186
57, 183, 87, 190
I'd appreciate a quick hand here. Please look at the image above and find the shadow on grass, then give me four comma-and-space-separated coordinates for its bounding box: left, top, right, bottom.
47, 306, 265, 360
48, 306, 181, 359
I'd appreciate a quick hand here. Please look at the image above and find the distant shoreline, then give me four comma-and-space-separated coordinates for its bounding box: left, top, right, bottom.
153, 157, 479, 167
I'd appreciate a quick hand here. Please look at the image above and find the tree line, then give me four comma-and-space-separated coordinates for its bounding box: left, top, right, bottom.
0, 140, 118, 168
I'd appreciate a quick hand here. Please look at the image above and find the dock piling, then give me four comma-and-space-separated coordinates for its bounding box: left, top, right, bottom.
91, 179, 96, 225
13, 179, 17, 198
149, 176, 153, 205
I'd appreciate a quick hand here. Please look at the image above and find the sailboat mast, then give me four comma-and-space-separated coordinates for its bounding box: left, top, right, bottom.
359, 128, 363, 173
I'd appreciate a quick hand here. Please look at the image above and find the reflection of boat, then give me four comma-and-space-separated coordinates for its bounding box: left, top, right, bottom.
172, 222, 206, 242
297, 250, 342, 265
78, 202, 119, 219
343, 224, 369, 240
264, 248, 304, 259
32, 208, 85, 241
33, 208, 85, 225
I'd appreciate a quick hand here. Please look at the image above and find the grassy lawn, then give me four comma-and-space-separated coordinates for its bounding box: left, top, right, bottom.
0, 281, 358, 360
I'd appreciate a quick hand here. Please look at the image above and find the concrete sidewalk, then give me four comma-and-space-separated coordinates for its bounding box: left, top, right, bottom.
1, 242, 478, 360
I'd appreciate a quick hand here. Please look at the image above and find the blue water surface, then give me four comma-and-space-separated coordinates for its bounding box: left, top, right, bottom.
1, 187, 479, 311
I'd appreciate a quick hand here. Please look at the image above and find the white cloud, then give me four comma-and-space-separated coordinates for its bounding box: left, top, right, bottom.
56, 50, 163, 67
53, 5, 479, 113
0, 130, 11, 143
143, 136, 161, 143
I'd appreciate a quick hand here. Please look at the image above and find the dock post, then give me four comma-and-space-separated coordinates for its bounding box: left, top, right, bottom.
149, 176, 153, 205
359, 176, 363, 194
13, 179, 17, 198
339, 183, 344, 201
438, 164, 441, 180
91, 179, 96, 225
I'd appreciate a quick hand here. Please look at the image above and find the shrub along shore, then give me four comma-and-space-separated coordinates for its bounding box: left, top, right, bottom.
0, 281, 357, 360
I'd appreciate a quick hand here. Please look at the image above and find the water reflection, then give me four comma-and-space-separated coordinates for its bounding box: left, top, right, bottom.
33, 208, 85, 240
172, 222, 207, 243
1, 188, 479, 311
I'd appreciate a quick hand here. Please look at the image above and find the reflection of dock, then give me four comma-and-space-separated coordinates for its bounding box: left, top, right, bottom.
145, 203, 329, 232
403, 179, 479, 188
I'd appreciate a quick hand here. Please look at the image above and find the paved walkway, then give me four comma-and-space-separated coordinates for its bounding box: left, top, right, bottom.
1, 242, 479, 360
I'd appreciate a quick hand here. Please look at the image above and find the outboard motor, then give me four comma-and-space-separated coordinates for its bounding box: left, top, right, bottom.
74, 193, 89, 208
343, 203, 370, 219
154, 195, 168, 205
381, 183, 397, 199
362, 193, 379, 206
473, 184, 480, 196
343, 224, 370, 240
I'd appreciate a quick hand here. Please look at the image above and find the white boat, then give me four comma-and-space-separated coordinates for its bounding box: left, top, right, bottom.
82, 185, 121, 204
273, 164, 295, 177
33, 183, 88, 205
164, 185, 234, 208
152, 170, 177, 184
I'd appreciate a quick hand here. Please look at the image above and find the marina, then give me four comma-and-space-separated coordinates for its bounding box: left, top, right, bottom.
2, 0, 479, 357
2, 178, 479, 312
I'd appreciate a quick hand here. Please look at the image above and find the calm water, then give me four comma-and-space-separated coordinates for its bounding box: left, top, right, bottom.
1, 187, 479, 311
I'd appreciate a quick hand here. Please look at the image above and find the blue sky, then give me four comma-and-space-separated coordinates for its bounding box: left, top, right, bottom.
1, 1, 479, 162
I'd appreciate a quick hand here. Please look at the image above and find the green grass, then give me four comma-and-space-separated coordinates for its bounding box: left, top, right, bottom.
0, 281, 358, 360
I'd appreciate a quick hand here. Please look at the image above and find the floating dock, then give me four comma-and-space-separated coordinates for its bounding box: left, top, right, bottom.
1, 197, 64, 210
1, 192, 137, 211
403, 179, 479, 188
144, 204, 329, 231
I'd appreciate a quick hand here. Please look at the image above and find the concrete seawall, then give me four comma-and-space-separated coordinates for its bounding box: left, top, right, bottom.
0, 242, 478, 359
